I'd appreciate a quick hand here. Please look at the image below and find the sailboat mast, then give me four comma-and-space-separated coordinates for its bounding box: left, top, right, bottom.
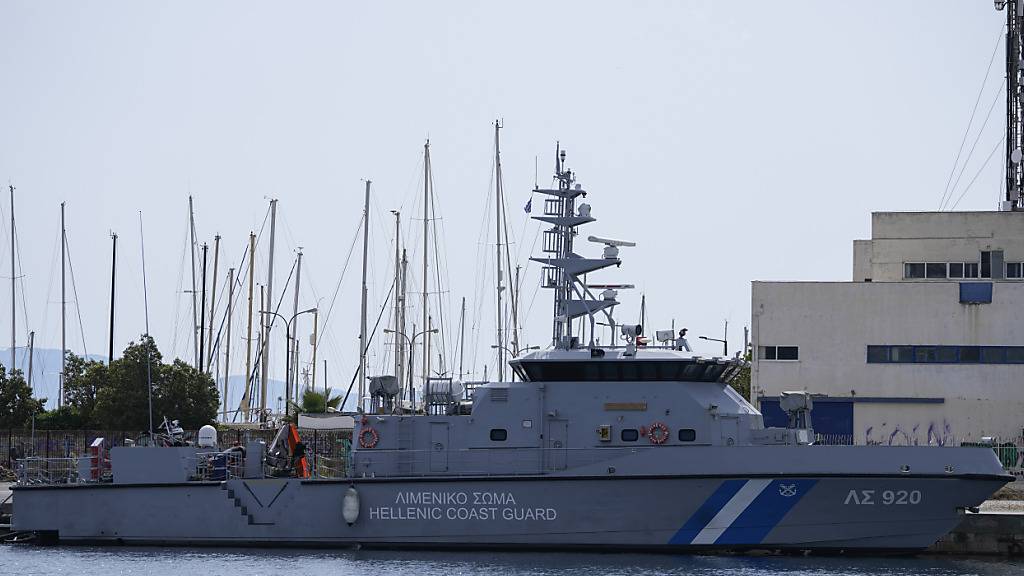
60, 202, 67, 407
224, 267, 234, 421
199, 242, 208, 373
399, 249, 408, 400
9, 184, 14, 373
494, 121, 505, 381
108, 232, 117, 363
458, 296, 465, 381
261, 199, 277, 421
291, 249, 303, 404
311, 307, 319, 390
422, 140, 430, 389
208, 234, 220, 368
241, 232, 255, 421
392, 211, 402, 386
188, 196, 199, 369
358, 181, 371, 412
27, 331, 34, 390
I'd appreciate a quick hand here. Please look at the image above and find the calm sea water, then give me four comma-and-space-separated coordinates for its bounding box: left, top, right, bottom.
0, 547, 1020, 576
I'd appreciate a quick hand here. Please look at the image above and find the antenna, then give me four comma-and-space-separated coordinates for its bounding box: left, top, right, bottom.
1000, 0, 1024, 210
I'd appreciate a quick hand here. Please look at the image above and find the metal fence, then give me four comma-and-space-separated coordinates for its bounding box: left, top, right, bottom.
2, 428, 352, 481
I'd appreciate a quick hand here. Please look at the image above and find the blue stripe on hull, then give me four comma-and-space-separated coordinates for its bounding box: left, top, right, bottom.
714, 479, 817, 545
668, 479, 745, 544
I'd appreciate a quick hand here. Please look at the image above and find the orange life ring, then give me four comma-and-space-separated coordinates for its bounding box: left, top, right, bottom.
649, 421, 670, 445
358, 426, 379, 449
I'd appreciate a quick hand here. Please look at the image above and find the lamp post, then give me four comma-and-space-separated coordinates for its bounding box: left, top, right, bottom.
698, 335, 727, 356
489, 344, 540, 381
385, 327, 438, 409
261, 307, 317, 418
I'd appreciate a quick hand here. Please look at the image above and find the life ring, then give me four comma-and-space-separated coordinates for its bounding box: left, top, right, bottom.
649, 421, 670, 445
358, 426, 379, 449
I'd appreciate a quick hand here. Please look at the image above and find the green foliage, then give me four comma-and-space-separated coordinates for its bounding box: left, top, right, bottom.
0, 365, 45, 428
93, 336, 162, 430
729, 350, 753, 402
9, 335, 220, 431
284, 388, 343, 424
63, 352, 107, 424
154, 358, 220, 430
33, 405, 89, 430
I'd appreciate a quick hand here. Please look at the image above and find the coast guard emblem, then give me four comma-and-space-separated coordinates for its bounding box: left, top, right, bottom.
778, 484, 798, 497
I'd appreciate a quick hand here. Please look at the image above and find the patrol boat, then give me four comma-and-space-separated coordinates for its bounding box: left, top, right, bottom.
11, 148, 1012, 553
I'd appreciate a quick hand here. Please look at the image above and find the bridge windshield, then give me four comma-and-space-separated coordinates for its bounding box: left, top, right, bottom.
513, 360, 730, 383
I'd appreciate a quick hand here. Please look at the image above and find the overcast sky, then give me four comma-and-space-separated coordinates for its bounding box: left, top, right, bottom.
0, 1, 1009, 411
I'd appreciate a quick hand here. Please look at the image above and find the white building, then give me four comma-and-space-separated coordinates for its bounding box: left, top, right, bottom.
752, 211, 1024, 445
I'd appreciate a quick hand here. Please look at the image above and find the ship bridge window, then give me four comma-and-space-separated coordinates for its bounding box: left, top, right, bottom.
517, 360, 726, 382
621, 429, 639, 442
678, 428, 696, 442
489, 429, 508, 441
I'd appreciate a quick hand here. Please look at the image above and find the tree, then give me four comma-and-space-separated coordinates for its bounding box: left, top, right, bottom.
93, 335, 164, 430
0, 365, 45, 428
62, 352, 108, 425
91, 336, 219, 431
155, 358, 219, 430
729, 350, 753, 402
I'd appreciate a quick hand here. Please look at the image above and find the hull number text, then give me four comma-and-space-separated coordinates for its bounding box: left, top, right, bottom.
844, 489, 922, 505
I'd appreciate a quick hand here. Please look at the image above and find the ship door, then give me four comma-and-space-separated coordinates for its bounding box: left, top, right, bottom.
429, 422, 449, 472
546, 419, 568, 471
720, 416, 739, 447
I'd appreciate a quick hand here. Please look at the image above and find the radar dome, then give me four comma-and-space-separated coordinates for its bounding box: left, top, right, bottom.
197, 425, 218, 449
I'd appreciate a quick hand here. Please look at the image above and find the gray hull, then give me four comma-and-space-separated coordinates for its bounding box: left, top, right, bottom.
13, 474, 1006, 552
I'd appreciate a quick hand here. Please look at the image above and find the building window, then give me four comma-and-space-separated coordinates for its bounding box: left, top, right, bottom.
904, 263, 952, 279
867, 345, 1024, 364
621, 429, 639, 442
904, 263, 925, 279
866, 345, 889, 363
949, 262, 981, 279
759, 346, 798, 361
678, 428, 696, 442
489, 429, 508, 441
1007, 262, 1023, 279
981, 251, 992, 278
926, 263, 948, 278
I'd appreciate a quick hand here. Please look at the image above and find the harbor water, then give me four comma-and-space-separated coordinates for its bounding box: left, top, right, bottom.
0, 547, 1020, 576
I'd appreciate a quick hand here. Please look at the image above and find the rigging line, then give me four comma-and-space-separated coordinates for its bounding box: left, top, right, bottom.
207, 205, 274, 369
939, 26, 1004, 210
942, 78, 1006, 210
13, 209, 31, 351
314, 214, 362, 360
426, 161, 452, 364
63, 233, 89, 358
37, 228, 60, 399
170, 217, 190, 358
950, 135, 1005, 210
340, 278, 395, 411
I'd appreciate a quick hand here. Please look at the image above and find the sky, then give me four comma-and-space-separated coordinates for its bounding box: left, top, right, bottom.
0, 1, 1010, 412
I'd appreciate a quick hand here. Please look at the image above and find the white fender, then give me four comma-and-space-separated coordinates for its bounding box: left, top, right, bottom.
342, 486, 360, 525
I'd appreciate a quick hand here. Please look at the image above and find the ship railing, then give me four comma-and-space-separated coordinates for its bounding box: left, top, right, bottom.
14, 457, 82, 485
191, 451, 244, 482
313, 454, 349, 479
